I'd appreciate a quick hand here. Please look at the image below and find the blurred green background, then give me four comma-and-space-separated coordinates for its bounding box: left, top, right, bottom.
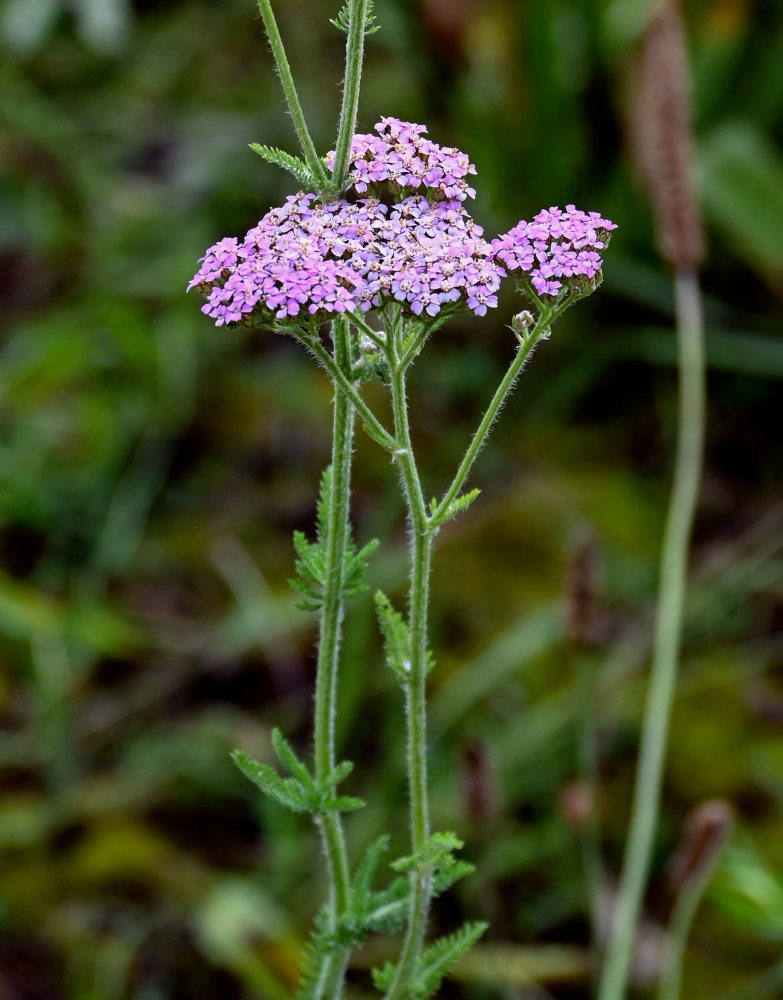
1, 0, 783, 997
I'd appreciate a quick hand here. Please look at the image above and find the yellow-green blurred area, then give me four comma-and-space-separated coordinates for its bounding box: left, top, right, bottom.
1, 0, 783, 997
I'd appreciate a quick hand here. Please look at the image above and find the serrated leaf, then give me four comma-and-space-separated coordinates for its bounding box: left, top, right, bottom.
330, 0, 380, 35
391, 831, 464, 873
432, 858, 476, 895
351, 835, 389, 912
335, 836, 396, 946
435, 487, 481, 523
371, 961, 396, 993
413, 922, 488, 999
231, 750, 312, 813
272, 728, 316, 790
323, 794, 365, 812
250, 143, 314, 187
323, 758, 354, 787
291, 466, 377, 610
293, 905, 337, 1000
343, 536, 379, 598
375, 590, 411, 682
363, 876, 409, 934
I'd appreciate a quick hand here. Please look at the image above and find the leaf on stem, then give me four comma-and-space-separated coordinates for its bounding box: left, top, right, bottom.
249, 143, 315, 187
370, 921, 487, 999
293, 905, 338, 1000
412, 921, 488, 999
431, 487, 481, 524
375, 591, 435, 682
361, 876, 410, 934
375, 591, 411, 681
432, 857, 476, 895
233, 735, 363, 815
336, 836, 410, 942
344, 537, 380, 598
290, 465, 378, 610
231, 749, 313, 813
330, 0, 380, 35
391, 831, 464, 874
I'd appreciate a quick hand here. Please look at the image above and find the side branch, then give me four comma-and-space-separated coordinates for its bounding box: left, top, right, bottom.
432, 317, 550, 525
256, 0, 328, 186
296, 330, 397, 452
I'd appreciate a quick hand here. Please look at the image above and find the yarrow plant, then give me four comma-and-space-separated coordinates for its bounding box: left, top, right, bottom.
189, 3, 614, 998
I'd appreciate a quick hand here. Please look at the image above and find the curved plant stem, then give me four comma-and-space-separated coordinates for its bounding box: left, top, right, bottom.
657, 873, 709, 1000
331, 0, 369, 192
311, 317, 355, 1000
255, 0, 328, 186
384, 334, 434, 1000
597, 269, 706, 1000
297, 330, 397, 451
432, 314, 550, 525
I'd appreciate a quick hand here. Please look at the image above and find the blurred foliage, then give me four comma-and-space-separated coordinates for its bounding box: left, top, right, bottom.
1, 0, 783, 998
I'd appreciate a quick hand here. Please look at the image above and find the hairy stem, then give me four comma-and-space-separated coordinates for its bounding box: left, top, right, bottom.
312, 318, 355, 1000
331, 0, 369, 191
433, 315, 550, 525
384, 340, 434, 1000
255, 0, 328, 186
298, 330, 397, 451
597, 269, 706, 1000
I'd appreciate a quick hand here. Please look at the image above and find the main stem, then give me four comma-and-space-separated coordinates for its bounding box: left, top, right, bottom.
331, 0, 368, 190
597, 269, 705, 1000
312, 318, 355, 1000
384, 342, 434, 1000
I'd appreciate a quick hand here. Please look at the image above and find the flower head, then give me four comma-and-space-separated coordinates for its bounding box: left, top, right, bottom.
188, 192, 503, 327
325, 117, 477, 202
491, 205, 616, 298
189, 118, 615, 330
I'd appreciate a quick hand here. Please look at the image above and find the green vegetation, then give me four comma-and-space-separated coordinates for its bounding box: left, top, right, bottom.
1, 1, 783, 997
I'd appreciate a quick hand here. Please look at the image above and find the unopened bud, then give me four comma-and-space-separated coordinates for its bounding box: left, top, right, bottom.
511, 310, 535, 339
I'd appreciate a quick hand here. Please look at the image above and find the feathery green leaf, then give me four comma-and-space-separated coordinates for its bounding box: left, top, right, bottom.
375, 590, 411, 682
249, 143, 314, 187
413, 922, 488, 999
431, 487, 481, 523
330, 0, 380, 34
231, 750, 311, 813
371, 961, 396, 993
272, 728, 316, 790
290, 466, 378, 610
391, 831, 464, 873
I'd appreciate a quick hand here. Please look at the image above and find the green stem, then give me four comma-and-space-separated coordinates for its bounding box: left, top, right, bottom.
383, 336, 434, 1000
657, 876, 708, 1000
255, 0, 328, 186
331, 0, 369, 191
575, 650, 604, 987
597, 269, 706, 1000
432, 318, 548, 525
311, 318, 355, 1000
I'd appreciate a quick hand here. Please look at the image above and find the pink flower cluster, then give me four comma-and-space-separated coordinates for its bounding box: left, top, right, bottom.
188, 193, 502, 326
491, 205, 617, 297
188, 119, 616, 327
325, 117, 477, 201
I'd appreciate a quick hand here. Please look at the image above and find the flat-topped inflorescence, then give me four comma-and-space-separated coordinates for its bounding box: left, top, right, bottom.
189, 121, 616, 328
491, 204, 617, 298
188, 192, 503, 326
325, 116, 477, 202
